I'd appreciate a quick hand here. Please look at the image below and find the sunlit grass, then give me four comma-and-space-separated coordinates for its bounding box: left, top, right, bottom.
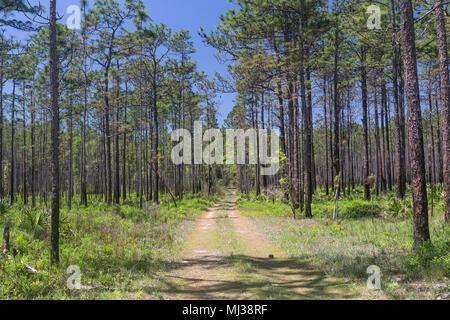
0, 193, 218, 299
237, 187, 449, 300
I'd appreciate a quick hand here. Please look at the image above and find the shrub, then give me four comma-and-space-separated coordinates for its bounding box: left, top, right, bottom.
403, 240, 450, 280
17, 207, 50, 240
338, 200, 381, 218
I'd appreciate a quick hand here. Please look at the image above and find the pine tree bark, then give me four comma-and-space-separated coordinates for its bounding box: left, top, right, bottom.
428, 83, 437, 185
390, 0, 406, 199
152, 68, 159, 204
382, 79, 393, 191
435, 97, 444, 184
67, 95, 73, 210
299, 0, 312, 218
436, 95, 444, 184
332, 26, 340, 191
80, 6, 88, 207
49, 0, 60, 265
399, 66, 407, 192
31, 88, 35, 207
347, 89, 353, 195
434, 0, 450, 223
22, 82, 27, 205
0, 61, 3, 199
360, 51, 370, 201
323, 75, 329, 195
113, 60, 120, 204
122, 82, 128, 201
284, 23, 300, 212
374, 86, 382, 195
10, 79, 15, 205
306, 68, 316, 193
104, 72, 112, 204
399, 0, 430, 246
252, 100, 261, 196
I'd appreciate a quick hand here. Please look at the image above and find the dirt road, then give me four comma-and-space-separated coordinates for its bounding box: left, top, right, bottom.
159, 190, 360, 300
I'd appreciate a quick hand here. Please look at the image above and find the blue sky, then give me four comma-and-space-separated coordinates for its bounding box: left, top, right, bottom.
6, 0, 237, 123
142, 0, 237, 122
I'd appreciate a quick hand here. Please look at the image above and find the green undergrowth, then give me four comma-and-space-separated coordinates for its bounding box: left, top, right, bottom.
237, 187, 449, 300
0, 193, 218, 299
236, 193, 291, 217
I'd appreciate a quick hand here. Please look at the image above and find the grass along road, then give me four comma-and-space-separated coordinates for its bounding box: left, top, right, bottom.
158, 189, 368, 300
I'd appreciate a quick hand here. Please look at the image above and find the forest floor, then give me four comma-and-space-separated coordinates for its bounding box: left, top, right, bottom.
154, 190, 371, 300
1, 188, 447, 299
236, 189, 449, 300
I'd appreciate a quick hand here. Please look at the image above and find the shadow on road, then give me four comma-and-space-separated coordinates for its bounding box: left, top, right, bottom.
152, 254, 357, 300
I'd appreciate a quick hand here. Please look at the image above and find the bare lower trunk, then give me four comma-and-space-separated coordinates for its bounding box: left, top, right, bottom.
0, 65, 3, 198
374, 86, 382, 195
299, 1, 312, 217
104, 75, 112, 204
10, 80, 15, 205
333, 26, 340, 194
382, 80, 393, 190
361, 55, 370, 201
324, 75, 329, 195
31, 90, 35, 207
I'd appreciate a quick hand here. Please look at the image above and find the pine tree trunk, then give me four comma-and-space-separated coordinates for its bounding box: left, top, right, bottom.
374, 86, 381, 196
80, 14, 88, 207
104, 73, 112, 204
390, 0, 406, 199
49, 0, 60, 265
299, 1, 312, 217
68, 95, 73, 210
399, 0, 430, 246
22, 82, 29, 204
324, 75, 329, 196
114, 61, 120, 204
436, 95, 444, 184
434, 0, 450, 223
153, 73, 159, 204
0, 63, 3, 199
361, 52, 370, 201
10, 80, 15, 205
31, 88, 35, 207
122, 83, 128, 201
347, 90, 353, 195
333, 26, 340, 192
382, 79, 393, 191
306, 68, 316, 193
284, 24, 300, 212
428, 83, 437, 185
